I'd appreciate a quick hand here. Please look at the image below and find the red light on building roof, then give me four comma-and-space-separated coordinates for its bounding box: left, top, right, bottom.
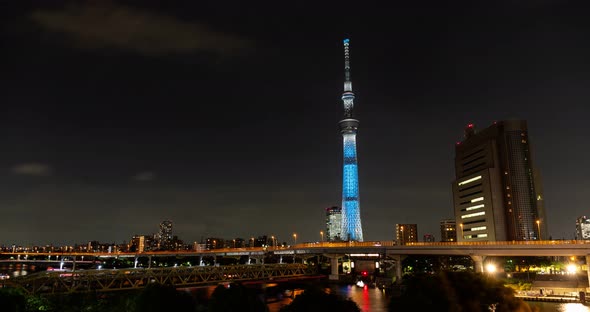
467, 123, 474, 128
456, 141, 461, 145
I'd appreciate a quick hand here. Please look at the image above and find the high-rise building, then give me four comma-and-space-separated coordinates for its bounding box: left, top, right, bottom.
157, 220, 173, 250
325, 206, 342, 241
130, 235, 151, 253
395, 224, 418, 245
452, 120, 546, 242
440, 219, 457, 242
576, 216, 590, 240
339, 38, 364, 242
423, 234, 435, 242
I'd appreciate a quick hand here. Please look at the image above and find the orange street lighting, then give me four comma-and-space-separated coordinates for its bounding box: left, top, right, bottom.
536, 220, 541, 240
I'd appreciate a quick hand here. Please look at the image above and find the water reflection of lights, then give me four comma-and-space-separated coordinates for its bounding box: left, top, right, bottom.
561, 303, 590, 312
362, 283, 370, 312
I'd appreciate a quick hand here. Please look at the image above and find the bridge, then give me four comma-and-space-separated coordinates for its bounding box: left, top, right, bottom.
2, 263, 316, 295
4, 240, 590, 294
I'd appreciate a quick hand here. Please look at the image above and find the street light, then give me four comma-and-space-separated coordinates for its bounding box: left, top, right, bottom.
459, 223, 464, 241
320, 231, 324, 243
293, 233, 297, 246
271, 236, 277, 249
536, 220, 542, 241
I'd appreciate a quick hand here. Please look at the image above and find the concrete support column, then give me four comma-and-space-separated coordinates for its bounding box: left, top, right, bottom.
199, 256, 204, 266
134, 256, 138, 268
323, 254, 344, 280
279, 255, 283, 264
392, 254, 403, 284
213, 256, 217, 266
471, 255, 484, 273
72, 255, 76, 272
148, 255, 152, 269
330, 257, 339, 279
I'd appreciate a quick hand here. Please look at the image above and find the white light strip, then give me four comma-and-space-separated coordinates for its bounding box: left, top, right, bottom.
471, 226, 487, 231
458, 175, 482, 186
461, 211, 485, 219
470, 197, 484, 203
465, 204, 484, 211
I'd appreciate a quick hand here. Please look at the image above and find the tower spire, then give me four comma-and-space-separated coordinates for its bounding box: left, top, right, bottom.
342, 38, 355, 118
339, 38, 364, 242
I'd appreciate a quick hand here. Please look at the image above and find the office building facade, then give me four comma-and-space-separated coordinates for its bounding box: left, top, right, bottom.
395, 224, 418, 245
440, 219, 457, 242
325, 206, 342, 241
452, 120, 546, 242
576, 216, 590, 240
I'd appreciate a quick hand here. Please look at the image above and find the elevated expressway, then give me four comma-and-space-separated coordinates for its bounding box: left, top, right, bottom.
3, 240, 590, 293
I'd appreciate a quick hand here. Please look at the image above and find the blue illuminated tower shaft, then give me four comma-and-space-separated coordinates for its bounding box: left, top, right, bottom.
339, 39, 363, 241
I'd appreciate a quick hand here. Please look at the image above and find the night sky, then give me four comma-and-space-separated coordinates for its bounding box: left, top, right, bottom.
1, 1, 589, 246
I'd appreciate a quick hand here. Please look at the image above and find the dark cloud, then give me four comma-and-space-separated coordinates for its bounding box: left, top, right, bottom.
30, 3, 253, 56
11, 163, 53, 176
133, 171, 156, 182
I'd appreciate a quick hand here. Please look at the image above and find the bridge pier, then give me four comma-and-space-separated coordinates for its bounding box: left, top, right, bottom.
279, 255, 283, 264
148, 255, 152, 269
470, 255, 485, 273
391, 254, 406, 284
324, 254, 344, 280
72, 255, 76, 272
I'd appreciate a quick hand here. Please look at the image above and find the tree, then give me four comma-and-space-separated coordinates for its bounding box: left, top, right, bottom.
280, 284, 360, 312
208, 283, 268, 312
0, 287, 26, 312
133, 283, 195, 312
388, 271, 537, 312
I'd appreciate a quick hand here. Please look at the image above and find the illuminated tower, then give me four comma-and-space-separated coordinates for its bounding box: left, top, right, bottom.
339, 38, 364, 241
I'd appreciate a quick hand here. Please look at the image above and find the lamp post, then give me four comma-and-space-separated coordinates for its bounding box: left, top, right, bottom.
293, 233, 297, 246
320, 231, 324, 243
459, 223, 464, 241
536, 220, 541, 241
400, 226, 404, 245
271, 236, 277, 249
250, 237, 255, 248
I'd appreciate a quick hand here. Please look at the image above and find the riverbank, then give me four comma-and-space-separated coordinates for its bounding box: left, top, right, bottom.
516, 294, 583, 303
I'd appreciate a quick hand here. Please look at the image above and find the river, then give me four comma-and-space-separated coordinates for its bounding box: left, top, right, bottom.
269, 284, 590, 312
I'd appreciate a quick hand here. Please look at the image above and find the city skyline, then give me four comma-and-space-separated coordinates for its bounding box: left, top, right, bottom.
1, 1, 589, 246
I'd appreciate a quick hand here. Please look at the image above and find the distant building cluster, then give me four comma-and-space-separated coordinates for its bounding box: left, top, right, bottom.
129, 220, 184, 252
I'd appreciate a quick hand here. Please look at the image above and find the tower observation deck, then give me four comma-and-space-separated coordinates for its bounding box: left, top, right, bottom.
339, 38, 363, 242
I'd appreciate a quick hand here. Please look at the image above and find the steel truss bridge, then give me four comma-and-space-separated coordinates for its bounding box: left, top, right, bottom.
3, 263, 316, 295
